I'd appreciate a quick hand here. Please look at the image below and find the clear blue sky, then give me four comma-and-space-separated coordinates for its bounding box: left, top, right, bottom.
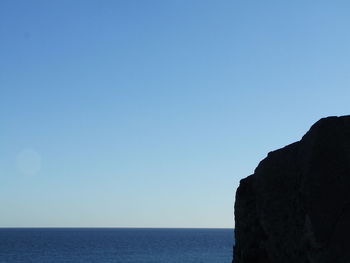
1, 0, 349, 228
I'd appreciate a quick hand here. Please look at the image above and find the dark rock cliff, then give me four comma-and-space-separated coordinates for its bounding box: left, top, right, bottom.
233, 115, 350, 263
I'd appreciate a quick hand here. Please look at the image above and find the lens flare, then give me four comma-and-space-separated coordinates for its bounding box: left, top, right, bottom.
16, 149, 42, 175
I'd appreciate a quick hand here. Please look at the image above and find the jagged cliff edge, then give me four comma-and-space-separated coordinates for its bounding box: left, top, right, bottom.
233, 115, 350, 263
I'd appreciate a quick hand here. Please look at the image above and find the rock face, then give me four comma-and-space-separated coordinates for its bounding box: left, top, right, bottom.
233, 115, 350, 263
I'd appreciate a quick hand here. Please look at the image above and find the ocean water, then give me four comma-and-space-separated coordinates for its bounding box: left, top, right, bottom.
0, 228, 234, 263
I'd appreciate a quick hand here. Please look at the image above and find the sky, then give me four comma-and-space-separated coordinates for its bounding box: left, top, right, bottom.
1, 0, 350, 228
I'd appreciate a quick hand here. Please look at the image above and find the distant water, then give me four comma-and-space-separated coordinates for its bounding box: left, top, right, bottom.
0, 228, 234, 263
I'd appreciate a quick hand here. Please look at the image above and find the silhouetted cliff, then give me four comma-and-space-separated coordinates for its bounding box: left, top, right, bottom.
233, 115, 350, 263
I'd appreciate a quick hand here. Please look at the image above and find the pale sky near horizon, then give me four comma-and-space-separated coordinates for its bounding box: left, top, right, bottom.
1, 0, 350, 228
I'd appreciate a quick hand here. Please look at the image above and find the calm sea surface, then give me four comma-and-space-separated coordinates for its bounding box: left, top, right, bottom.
0, 228, 234, 263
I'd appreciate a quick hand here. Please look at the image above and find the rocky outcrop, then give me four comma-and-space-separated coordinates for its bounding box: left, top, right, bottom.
233, 115, 350, 263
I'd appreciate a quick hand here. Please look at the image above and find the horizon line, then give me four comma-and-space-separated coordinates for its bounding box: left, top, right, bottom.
0, 226, 234, 229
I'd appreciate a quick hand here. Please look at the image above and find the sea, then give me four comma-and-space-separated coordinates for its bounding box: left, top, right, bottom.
0, 228, 234, 263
